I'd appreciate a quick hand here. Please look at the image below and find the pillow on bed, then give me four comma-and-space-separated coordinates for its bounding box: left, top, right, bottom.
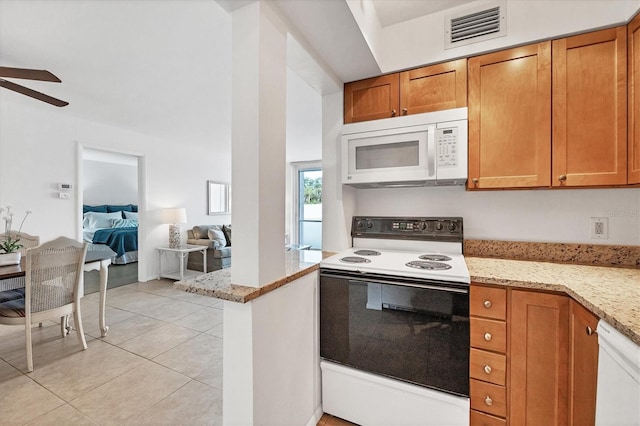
107, 204, 135, 213
123, 211, 138, 220
207, 227, 226, 248
83, 211, 122, 229
111, 218, 138, 228
83, 204, 108, 213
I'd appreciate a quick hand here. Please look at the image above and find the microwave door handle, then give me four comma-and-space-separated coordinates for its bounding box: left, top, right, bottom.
427, 126, 436, 177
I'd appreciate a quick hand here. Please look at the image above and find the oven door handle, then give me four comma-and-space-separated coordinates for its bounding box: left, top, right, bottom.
320, 270, 469, 294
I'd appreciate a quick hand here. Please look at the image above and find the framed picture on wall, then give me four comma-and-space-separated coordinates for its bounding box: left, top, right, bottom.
208, 181, 230, 215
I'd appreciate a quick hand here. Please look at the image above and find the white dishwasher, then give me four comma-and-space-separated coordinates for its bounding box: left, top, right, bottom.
595, 320, 640, 425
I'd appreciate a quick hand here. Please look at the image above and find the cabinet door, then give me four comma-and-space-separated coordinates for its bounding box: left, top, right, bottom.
399, 59, 467, 116
568, 299, 599, 426
552, 26, 627, 186
344, 74, 399, 123
468, 42, 551, 189
510, 290, 569, 426
629, 13, 640, 184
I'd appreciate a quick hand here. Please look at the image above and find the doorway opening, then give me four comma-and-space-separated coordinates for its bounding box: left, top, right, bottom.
78, 146, 145, 291
293, 162, 322, 250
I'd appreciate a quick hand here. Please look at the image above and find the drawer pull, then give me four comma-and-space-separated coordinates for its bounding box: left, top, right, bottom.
485, 396, 493, 406
484, 364, 492, 374
483, 300, 492, 308
484, 332, 492, 341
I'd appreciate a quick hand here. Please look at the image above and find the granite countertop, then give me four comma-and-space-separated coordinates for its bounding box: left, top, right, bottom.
466, 256, 640, 345
174, 250, 333, 303
174, 244, 639, 345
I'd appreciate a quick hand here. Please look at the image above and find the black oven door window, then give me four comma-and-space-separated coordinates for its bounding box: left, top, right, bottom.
320, 272, 469, 397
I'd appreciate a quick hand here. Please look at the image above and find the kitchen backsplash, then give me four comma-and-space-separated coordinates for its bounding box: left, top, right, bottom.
464, 240, 640, 268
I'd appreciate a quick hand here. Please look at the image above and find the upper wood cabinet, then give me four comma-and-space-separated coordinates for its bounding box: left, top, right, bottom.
399, 59, 467, 116
343, 59, 467, 124
510, 290, 569, 426
552, 26, 628, 187
629, 13, 640, 184
344, 74, 399, 124
468, 42, 552, 189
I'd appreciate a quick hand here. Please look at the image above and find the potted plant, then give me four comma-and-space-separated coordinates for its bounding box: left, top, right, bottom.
0, 205, 32, 266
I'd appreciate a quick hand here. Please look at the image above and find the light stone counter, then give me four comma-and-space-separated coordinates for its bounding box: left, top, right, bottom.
174, 250, 333, 303
466, 257, 640, 345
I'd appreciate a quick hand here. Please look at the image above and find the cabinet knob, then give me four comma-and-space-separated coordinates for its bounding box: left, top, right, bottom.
484, 365, 492, 374
558, 174, 567, 182
485, 396, 493, 406
402, 108, 408, 115
483, 300, 492, 308
586, 326, 594, 336
472, 178, 479, 185
391, 109, 397, 117
484, 332, 492, 341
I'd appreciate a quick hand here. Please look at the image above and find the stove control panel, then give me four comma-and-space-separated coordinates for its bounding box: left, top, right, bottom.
352, 216, 463, 242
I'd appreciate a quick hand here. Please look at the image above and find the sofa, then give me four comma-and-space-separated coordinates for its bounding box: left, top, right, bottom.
186, 224, 231, 272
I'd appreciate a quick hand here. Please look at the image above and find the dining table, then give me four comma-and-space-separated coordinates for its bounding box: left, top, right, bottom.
0, 244, 114, 337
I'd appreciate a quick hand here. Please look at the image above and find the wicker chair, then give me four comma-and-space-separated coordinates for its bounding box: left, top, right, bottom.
0, 237, 88, 372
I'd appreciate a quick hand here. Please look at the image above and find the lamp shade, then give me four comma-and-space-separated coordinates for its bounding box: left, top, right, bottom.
162, 208, 187, 224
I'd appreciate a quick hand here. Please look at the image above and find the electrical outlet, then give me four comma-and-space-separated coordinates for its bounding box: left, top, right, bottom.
58, 192, 71, 199
590, 217, 608, 239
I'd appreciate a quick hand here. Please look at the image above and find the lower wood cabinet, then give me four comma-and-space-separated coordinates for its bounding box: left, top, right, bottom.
470, 284, 508, 425
470, 284, 600, 426
510, 290, 570, 425
568, 299, 599, 426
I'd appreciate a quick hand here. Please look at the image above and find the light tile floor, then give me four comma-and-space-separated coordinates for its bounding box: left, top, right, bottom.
0, 279, 224, 425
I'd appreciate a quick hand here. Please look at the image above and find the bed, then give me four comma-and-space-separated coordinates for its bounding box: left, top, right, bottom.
82, 204, 139, 265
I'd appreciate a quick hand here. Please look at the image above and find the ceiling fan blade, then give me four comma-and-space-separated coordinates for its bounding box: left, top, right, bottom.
0, 66, 62, 82
0, 78, 68, 107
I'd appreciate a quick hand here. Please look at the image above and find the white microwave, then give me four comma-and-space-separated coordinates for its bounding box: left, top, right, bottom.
342, 108, 468, 188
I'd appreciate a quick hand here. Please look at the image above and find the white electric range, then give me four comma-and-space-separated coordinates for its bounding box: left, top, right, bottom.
319, 216, 471, 426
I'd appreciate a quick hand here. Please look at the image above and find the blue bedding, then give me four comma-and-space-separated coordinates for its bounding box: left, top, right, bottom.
92, 227, 138, 257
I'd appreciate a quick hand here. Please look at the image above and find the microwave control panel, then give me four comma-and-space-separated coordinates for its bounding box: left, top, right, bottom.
436, 127, 458, 168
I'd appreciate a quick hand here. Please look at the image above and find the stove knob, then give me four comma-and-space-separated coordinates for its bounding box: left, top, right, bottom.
355, 220, 364, 229
418, 222, 427, 231
366, 221, 373, 229
436, 222, 444, 231
448, 223, 457, 231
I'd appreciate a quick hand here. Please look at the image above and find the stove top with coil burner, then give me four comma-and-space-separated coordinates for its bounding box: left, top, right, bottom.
320, 216, 469, 284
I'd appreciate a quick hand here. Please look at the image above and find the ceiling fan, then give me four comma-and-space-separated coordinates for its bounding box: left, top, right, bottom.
0, 66, 68, 107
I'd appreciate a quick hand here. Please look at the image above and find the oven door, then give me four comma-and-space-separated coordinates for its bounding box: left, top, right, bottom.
319, 268, 469, 397
341, 124, 435, 186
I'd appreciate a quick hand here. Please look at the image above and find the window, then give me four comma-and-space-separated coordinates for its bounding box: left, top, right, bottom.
292, 162, 322, 250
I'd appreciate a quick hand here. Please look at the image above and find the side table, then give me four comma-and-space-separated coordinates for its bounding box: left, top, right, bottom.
157, 245, 207, 280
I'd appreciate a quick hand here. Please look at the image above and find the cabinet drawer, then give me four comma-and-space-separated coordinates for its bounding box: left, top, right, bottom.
470, 409, 507, 426
471, 318, 507, 353
470, 285, 507, 320
470, 348, 506, 385
470, 379, 507, 418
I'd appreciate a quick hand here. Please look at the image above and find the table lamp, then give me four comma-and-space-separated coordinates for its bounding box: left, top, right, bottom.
162, 208, 187, 248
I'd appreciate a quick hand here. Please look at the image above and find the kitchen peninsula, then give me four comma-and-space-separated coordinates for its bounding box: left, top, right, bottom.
173, 242, 639, 426
174, 243, 639, 342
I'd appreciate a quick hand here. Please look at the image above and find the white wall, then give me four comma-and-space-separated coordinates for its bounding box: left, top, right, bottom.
354, 186, 640, 246
83, 159, 137, 205
285, 67, 323, 244
0, 98, 231, 281
223, 272, 321, 425
361, 0, 638, 74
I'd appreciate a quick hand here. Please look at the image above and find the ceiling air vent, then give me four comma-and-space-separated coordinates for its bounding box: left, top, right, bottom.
445, 2, 506, 49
